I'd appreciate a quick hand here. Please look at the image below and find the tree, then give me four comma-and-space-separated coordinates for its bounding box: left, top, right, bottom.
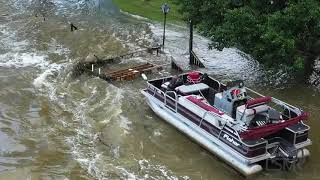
174, 0, 320, 75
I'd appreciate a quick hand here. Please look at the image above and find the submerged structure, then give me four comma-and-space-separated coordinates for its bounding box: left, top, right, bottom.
141, 71, 311, 175
73, 46, 168, 81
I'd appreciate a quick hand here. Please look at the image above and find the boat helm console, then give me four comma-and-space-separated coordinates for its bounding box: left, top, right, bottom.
214, 80, 247, 118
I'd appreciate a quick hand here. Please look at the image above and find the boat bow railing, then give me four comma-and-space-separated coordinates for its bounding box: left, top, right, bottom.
164, 91, 178, 112
147, 83, 179, 113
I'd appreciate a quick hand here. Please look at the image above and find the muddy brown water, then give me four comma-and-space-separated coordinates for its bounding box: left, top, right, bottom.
0, 0, 319, 179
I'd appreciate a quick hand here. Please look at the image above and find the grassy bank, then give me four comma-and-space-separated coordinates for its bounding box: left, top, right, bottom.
113, 0, 183, 24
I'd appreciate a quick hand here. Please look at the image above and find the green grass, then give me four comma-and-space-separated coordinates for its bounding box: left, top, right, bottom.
113, 0, 184, 24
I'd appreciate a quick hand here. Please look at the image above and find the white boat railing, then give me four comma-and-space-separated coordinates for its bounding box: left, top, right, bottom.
164, 91, 178, 112
245, 87, 302, 115
199, 111, 220, 127
148, 83, 179, 113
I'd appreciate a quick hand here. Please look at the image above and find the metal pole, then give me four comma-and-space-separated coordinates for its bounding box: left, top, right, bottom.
162, 13, 167, 49
189, 19, 193, 65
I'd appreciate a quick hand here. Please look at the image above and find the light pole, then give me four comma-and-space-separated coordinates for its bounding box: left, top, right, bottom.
161, 3, 170, 49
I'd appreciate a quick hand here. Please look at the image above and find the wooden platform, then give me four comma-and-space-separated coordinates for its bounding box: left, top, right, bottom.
103, 63, 163, 81
72, 46, 162, 77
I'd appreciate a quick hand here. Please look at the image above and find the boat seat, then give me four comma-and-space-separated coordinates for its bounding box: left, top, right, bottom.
256, 120, 267, 126
175, 83, 209, 95
161, 81, 170, 89
186, 96, 224, 115
236, 104, 269, 126
268, 108, 282, 121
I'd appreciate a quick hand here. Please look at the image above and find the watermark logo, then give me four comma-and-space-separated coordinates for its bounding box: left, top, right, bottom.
265, 154, 307, 173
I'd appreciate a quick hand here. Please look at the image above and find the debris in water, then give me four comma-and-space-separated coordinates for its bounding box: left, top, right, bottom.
70, 23, 78, 32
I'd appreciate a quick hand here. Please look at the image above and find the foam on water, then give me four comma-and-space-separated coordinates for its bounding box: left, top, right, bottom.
0, 23, 51, 69
138, 159, 180, 180
47, 38, 71, 56
32, 55, 178, 179
148, 22, 299, 88
153, 129, 162, 137
0, 52, 49, 68
119, 116, 132, 135
33, 60, 141, 179
148, 23, 262, 79
26, 35, 125, 179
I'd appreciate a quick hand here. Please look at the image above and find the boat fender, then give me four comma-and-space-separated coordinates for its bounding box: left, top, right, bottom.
141, 73, 148, 80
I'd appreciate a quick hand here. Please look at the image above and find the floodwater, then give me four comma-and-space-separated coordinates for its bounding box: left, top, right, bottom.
0, 0, 319, 179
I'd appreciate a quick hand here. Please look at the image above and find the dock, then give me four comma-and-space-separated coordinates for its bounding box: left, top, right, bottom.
72, 46, 175, 81
94, 62, 164, 81
71, 20, 208, 82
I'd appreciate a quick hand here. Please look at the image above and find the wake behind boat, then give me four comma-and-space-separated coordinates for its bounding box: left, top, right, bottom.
141, 71, 311, 175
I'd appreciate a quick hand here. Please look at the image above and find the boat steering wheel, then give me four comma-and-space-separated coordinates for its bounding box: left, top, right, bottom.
231, 88, 244, 100
237, 92, 245, 100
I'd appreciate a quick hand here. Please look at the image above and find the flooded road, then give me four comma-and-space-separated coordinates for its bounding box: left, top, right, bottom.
0, 0, 319, 179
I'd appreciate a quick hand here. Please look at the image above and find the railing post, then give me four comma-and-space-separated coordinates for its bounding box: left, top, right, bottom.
218, 123, 227, 139
174, 92, 178, 112
189, 19, 193, 65
199, 111, 208, 126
